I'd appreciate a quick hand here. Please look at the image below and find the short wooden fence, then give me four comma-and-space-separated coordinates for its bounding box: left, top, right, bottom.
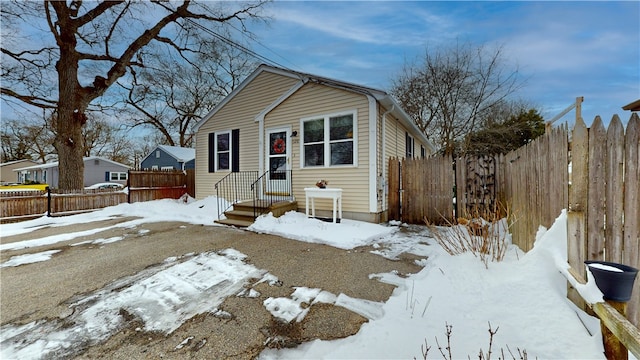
0, 169, 194, 222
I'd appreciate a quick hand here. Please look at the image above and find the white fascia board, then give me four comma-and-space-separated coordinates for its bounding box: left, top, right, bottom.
255, 79, 306, 174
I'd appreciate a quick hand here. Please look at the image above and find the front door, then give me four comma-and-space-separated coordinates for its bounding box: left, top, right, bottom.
266, 128, 291, 196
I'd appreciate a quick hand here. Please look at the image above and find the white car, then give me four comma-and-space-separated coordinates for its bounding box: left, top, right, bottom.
85, 182, 125, 190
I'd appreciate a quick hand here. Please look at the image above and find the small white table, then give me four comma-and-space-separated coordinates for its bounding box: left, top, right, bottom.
304, 187, 343, 223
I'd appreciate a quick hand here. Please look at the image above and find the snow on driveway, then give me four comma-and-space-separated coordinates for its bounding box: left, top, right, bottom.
1, 249, 270, 359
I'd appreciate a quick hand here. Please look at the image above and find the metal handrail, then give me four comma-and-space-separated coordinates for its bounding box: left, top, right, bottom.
214, 171, 258, 219
250, 170, 293, 218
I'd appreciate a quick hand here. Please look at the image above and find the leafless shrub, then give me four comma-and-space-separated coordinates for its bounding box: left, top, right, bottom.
425, 202, 517, 268
416, 322, 533, 360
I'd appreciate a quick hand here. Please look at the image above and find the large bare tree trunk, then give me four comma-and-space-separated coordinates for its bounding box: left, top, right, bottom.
54, 9, 85, 190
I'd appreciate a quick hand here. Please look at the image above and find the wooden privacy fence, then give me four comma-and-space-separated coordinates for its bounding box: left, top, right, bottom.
502, 125, 569, 252
388, 113, 639, 328
128, 169, 192, 203
0, 170, 194, 222
566, 114, 640, 328
388, 155, 454, 224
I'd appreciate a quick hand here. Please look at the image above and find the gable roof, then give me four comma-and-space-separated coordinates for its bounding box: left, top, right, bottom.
13, 156, 130, 172
194, 64, 435, 152
145, 145, 196, 163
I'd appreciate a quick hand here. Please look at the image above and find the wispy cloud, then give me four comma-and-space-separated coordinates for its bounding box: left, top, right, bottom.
266, 2, 453, 47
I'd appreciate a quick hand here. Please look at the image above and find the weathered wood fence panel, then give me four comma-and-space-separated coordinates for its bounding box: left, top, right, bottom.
388, 155, 454, 224
50, 190, 127, 215
128, 170, 189, 203
567, 114, 640, 327
623, 115, 640, 328
504, 125, 569, 252
0, 191, 48, 220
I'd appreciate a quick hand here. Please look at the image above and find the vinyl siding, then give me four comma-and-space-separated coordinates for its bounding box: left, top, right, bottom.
265, 83, 372, 214
195, 71, 299, 198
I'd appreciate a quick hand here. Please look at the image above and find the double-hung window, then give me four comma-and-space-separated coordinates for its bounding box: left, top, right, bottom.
215, 131, 231, 171
110, 172, 127, 181
302, 112, 356, 168
405, 132, 414, 159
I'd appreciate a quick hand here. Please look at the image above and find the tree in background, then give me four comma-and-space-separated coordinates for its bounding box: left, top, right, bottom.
119, 29, 255, 147
391, 41, 524, 155
1, 1, 268, 189
80, 117, 137, 165
1, 118, 55, 163
462, 105, 545, 155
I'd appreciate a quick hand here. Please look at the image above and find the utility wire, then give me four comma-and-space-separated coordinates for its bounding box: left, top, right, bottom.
225, 22, 302, 71
189, 1, 300, 70
184, 18, 292, 70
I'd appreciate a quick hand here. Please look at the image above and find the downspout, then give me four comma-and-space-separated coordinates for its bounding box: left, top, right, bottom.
367, 95, 378, 214
381, 105, 395, 213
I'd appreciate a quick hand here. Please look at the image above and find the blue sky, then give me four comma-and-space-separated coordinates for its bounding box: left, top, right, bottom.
242, 1, 639, 126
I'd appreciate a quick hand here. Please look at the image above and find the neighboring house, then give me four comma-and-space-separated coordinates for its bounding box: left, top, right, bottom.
13, 156, 130, 188
193, 64, 434, 223
1, 159, 38, 184
140, 145, 196, 171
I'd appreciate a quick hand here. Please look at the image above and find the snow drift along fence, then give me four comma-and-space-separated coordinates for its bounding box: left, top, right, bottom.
0, 170, 194, 222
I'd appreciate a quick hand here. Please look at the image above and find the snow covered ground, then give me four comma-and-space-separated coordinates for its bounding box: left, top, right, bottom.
0, 196, 617, 359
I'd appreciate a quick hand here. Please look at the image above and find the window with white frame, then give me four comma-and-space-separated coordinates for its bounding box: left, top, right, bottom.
110, 172, 128, 181
302, 112, 356, 168
215, 130, 231, 171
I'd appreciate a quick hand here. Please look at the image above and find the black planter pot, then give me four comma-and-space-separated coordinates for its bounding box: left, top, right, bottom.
585, 261, 639, 302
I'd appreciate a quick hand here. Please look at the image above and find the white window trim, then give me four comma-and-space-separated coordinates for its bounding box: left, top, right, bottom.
110, 172, 128, 181
299, 110, 358, 169
214, 130, 232, 172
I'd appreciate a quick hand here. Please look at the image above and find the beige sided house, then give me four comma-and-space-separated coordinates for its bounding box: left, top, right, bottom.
194, 64, 434, 225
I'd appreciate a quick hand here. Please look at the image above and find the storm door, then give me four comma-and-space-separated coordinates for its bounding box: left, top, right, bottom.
266, 128, 291, 196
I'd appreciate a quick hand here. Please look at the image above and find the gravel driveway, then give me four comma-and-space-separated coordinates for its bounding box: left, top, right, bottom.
0, 219, 425, 359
